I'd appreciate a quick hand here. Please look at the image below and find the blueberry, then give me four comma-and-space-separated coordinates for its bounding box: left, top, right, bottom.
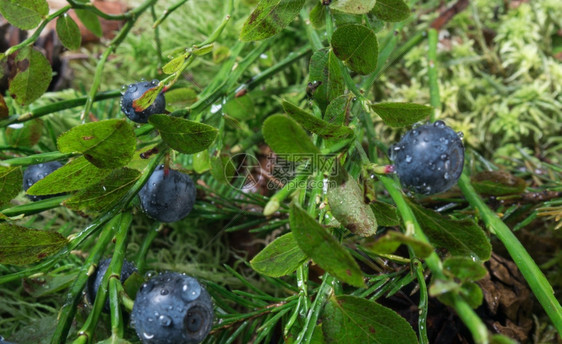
0, 336, 16, 344
120, 79, 166, 123
138, 165, 196, 223
86, 258, 137, 312
131, 272, 213, 344
389, 121, 464, 195
22, 161, 64, 201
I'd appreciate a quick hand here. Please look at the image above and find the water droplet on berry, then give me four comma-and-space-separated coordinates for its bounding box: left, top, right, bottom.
444, 172, 449, 180
182, 279, 201, 301
440, 154, 448, 160
158, 314, 172, 327
160, 288, 169, 295
151, 79, 158, 86
434, 120, 445, 128
143, 332, 154, 340
140, 77, 147, 82
411, 129, 419, 136
120, 85, 127, 94
405, 155, 412, 163
457, 131, 464, 139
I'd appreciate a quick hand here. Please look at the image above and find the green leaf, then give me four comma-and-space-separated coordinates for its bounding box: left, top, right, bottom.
309, 48, 345, 110
371, 0, 410, 22
290, 203, 365, 287
210, 153, 236, 184
459, 281, 483, 308
407, 199, 491, 261
5, 118, 43, 147
327, 170, 377, 237
223, 95, 255, 121
240, 0, 305, 41
149, 115, 218, 155
370, 102, 432, 128
63, 168, 140, 215
162, 55, 185, 74
57, 119, 136, 169
331, 24, 378, 75
309, 3, 326, 28
322, 295, 418, 344
56, 13, 81, 50
27, 156, 113, 196
75, 9, 102, 37
0, 0, 48, 30
362, 231, 433, 258
26, 271, 79, 298
193, 150, 211, 174
330, 0, 377, 14
164, 87, 198, 108
443, 256, 487, 281
251, 233, 309, 277
370, 201, 400, 227
262, 115, 320, 156
471, 170, 527, 196
324, 95, 353, 125
0, 223, 69, 265
0, 166, 22, 206
132, 83, 164, 113
8, 46, 52, 106
283, 100, 353, 140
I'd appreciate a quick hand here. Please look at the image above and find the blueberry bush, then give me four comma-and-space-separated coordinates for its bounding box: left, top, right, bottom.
0, 0, 561, 343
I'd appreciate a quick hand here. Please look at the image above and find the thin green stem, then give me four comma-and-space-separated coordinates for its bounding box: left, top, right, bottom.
413, 259, 429, 344
3, 6, 71, 56
0, 152, 75, 167
67, 0, 130, 20
458, 174, 562, 334
0, 90, 122, 128
153, 0, 190, 28
49, 216, 118, 344
427, 28, 440, 122
135, 222, 161, 273
150, 5, 164, 68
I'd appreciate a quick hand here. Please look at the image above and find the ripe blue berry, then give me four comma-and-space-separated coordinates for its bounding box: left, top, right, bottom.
120, 79, 166, 123
0, 336, 16, 344
138, 165, 196, 223
86, 258, 137, 312
22, 161, 64, 201
131, 272, 213, 344
389, 121, 464, 195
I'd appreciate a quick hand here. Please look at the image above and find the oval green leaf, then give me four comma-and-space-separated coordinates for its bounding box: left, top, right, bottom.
362, 231, 434, 258
240, 0, 305, 41
57, 119, 136, 169
63, 168, 140, 216
27, 156, 113, 196
309, 48, 345, 110
290, 203, 365, 287
371, 0, 410, 22
443, 256, 487, 281
8, 46, 52, 106
74, 9, 102, 37
322, 295, 418, 344
251, 232, 309, 277
149, 115, 218, 155
262, 114, 320, 156
327, 170, 377, 237
0, 223, 69, 266
0, 166, 22, 206
407, 199, 492, 261
5, 118, 43, 147
330, 0, 377, 14
282, 100, 353, 140
370, 102, 432, 128
0, 0, 49, 30
331, 24, 378, 75
56, 13, 81, 50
